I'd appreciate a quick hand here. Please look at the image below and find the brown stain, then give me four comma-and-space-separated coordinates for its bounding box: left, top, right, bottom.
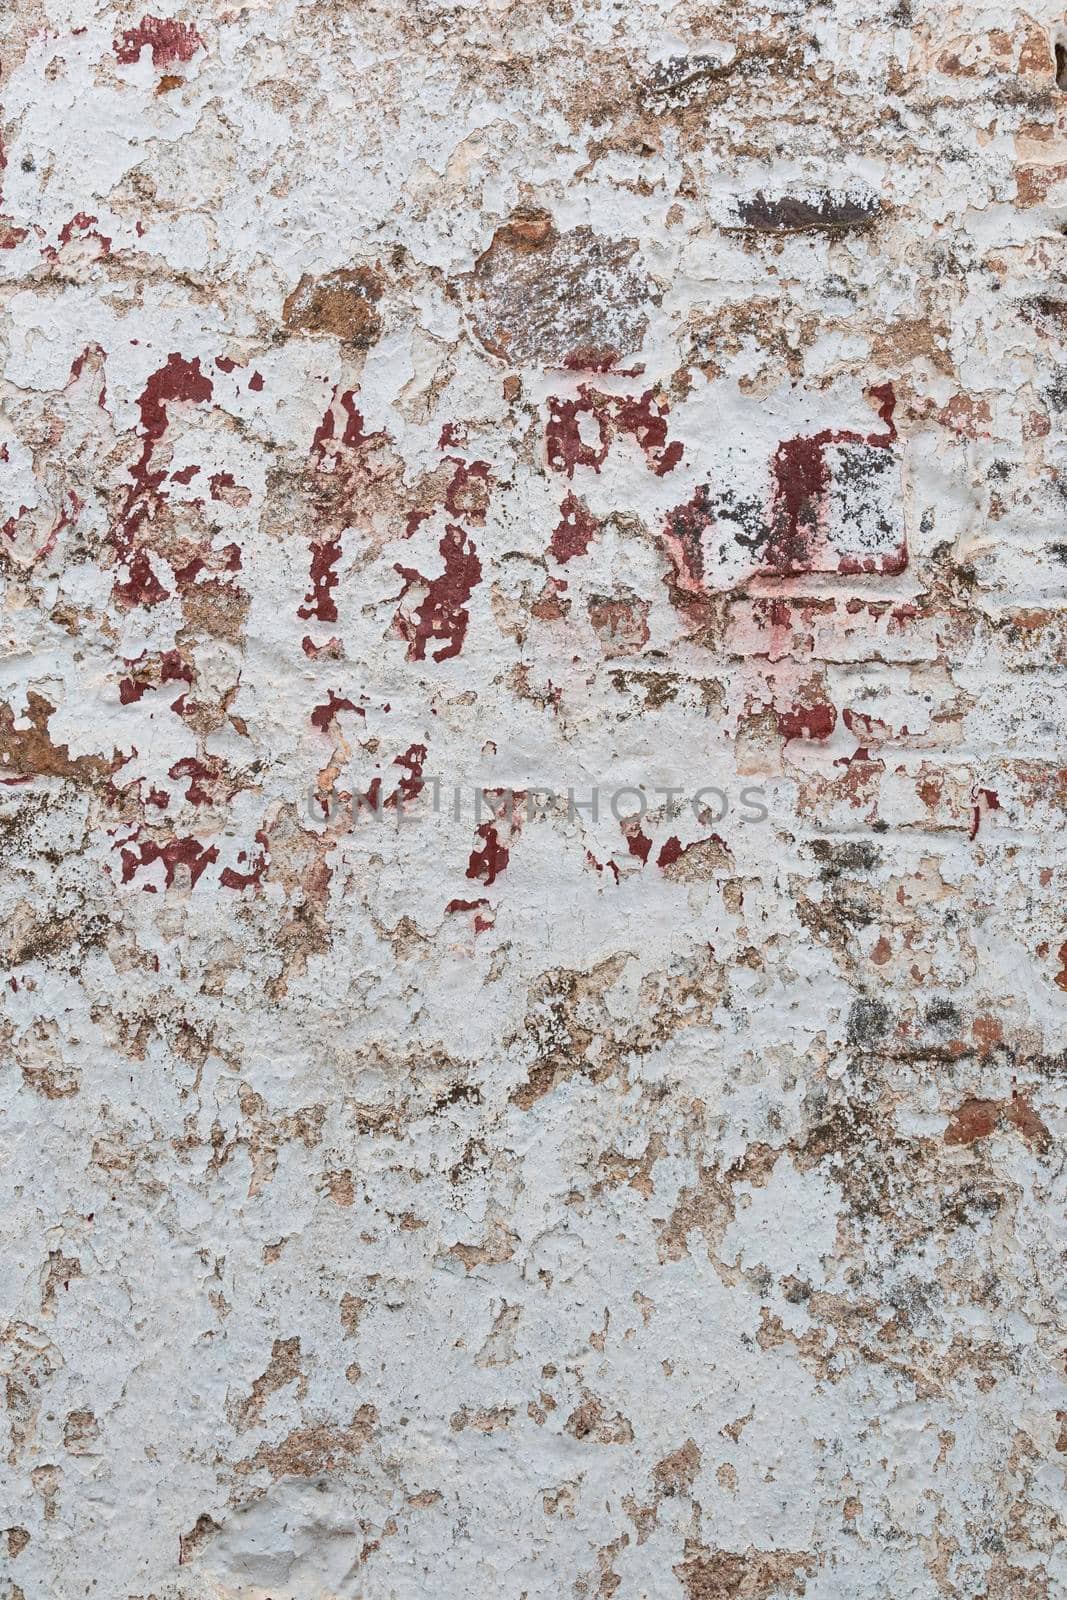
283, 267, 384, 347
180, 578, 250, 641
63, 1410, 99, 1454
1014, 162, 1067, 208
587, 592, 652, 656
0, 692, 117, 785
971, 1015, 1003, 1053
340, 1293, 366, 1335
673, 1543, 815, 1600
450, 1406, 514, 1433
233, 1404, 377, 1480
870, 316, 956, 378
565, 1393, 634, 1445
652, 1439, 701, 1496
325, 1169, 355, 1206
446, 1217, 518, 1272
1054, 939, 1067, 991
232, 1337, 303, 1432
178, 1513, 221, 1565
21, 1061, 80, 1101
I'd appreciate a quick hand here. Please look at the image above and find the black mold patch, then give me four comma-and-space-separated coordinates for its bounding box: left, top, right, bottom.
925, 998, 961, 1030
1043, 367, 1067, 412
710, 485, 769, 557
847, 996, 891, 1049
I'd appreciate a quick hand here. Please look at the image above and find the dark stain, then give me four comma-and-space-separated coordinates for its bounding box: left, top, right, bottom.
846, 996, 891, 1050
809, 840, 882, 879
734, 191, 881, 235
925, 998, 961, 1031
647, 54, 737, 97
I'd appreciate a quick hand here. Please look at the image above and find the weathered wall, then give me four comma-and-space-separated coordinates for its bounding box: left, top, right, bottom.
1, 2, 1065, 1596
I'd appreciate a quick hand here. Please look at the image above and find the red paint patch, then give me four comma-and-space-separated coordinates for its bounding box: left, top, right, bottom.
389, 743, 427, 806
446, 897, 494, 932
311, 388, 378, 458
661, 484, 713, 595
624, 823, 652, 864
764, 384, 900, 577
546, 393, 609, 476
395, 525, 482, 662
114, 16, 202, 67
404, 509, 431, 539
656, 836, 683, 868
310, 692, 360, 732
777, 702, 837, 741
119, 834, 218, 890
943, 1098, 1000, 1145
161, 650, 192, 682
766, 433, 830, 576
301, 635, 344, 659
298, 538, 343, 623
613, 391, 684, 476
120, 647, 193, 703
444, 459, 491, 523
463, 791, 524, 887
137, 355, 214, 444
546, 387, 683, 479
945, 1093, 1051, 1151
466, 825, 509, 886
968, 786, 1001, 841
112, 353, 214, 606
48, 212, 112, 258
220, 831, 270, 890
550, 493, 598, 563
167, 755, 224, 805
113, 548, 170, 608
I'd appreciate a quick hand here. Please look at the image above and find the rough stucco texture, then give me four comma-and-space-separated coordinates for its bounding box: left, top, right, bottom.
1, 1, 1066, 1597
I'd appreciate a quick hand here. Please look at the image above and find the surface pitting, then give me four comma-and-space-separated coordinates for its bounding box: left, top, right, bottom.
0, 2, 1065, 1597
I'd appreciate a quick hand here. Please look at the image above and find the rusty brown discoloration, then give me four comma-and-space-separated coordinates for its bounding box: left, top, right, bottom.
283, 267, 385, 346
945, 1094, 1052, 1152
0, 692, 117, 784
